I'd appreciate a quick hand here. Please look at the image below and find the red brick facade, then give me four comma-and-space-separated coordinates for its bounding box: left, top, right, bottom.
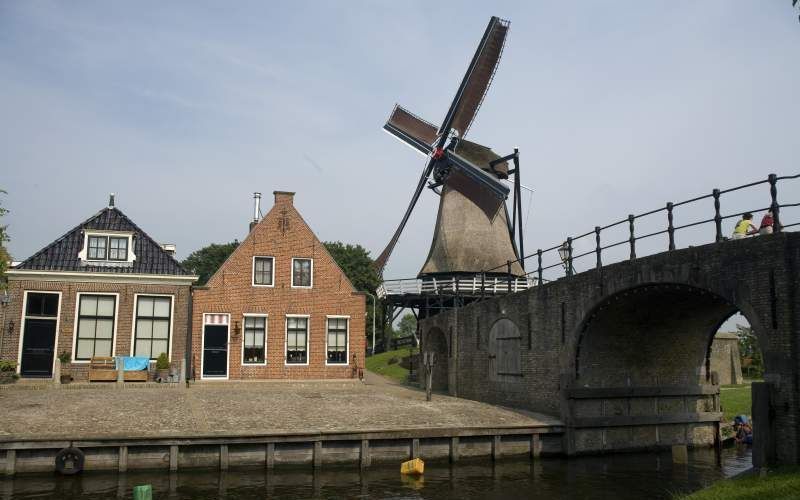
2, 278, 191, 382
190, 192, 366, 380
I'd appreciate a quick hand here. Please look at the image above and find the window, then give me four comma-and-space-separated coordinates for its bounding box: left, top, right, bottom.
292, 258, 313, 288
75, 295, 116, 361
87, 236, 107, 260
286, 316, 308, 364
243, 316, 266, 364
26, 292, 59, 317
108, 237, 128, 261
326, 317, 348, 364
252, 257, 274, 286
133, 296, 171, 360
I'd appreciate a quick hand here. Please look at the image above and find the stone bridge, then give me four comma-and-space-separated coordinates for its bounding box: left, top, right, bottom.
419, 232, 800, 465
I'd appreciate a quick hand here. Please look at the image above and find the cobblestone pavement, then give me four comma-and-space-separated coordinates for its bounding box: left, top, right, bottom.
0, 380, 561, 441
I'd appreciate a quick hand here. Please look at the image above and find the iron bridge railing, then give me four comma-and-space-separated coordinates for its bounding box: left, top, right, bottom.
481, 172, 800, 284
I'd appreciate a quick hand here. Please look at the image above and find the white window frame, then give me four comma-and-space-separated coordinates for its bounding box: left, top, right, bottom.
200, 312, 230, 381
130, 293, 175, 361
241, 313, 268, 366
284, 314, 310, 366
251, 256, 275, 288
325, 315, 350, 366
290, 258, 314, 289
71, 292, 120, 363
16, 290, 63, 377
78, 231, 136, 264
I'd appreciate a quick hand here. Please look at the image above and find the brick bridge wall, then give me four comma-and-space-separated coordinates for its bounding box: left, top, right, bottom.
420, 232, 800, 463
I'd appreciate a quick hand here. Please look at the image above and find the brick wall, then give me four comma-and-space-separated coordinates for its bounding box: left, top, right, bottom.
191, 191, 366, 380
421, 232, 800, 462
2, 279, 190, 382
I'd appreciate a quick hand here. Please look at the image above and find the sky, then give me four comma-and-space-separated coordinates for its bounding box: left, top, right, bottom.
2, 1, 799, 286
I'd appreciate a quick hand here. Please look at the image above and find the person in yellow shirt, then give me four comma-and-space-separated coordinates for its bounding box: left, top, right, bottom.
732, 213, 758, 239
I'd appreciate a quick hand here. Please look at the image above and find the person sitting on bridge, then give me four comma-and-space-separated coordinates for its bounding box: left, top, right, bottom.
759, 209, 780, 235
732, 213, 758, 239
733, 415, 753, 445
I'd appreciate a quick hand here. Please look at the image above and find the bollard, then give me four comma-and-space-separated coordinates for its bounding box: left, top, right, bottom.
132, 485, 153, 500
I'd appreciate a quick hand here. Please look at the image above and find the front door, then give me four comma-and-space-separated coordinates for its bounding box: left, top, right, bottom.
20, 292, 60, 378
203, 323, 228, 378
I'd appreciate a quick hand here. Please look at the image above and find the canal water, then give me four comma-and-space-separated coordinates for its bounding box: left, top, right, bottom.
1, 447, 752, 499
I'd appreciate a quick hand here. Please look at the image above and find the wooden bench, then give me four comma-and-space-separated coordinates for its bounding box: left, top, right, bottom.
123, 368, 149, 382
88, 356, 117, 382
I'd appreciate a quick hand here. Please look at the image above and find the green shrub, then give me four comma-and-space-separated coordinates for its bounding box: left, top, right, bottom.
57, 351, 71, 364
0, 360, 16, 372
156, 353, 170, 370
388, 356, 399, 365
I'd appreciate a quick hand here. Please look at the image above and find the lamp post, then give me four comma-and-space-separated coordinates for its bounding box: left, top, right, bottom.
364, 291, 377, 355
558, 240, 574, 276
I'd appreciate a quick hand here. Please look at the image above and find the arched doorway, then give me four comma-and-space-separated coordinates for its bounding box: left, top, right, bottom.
424, 327, 449, 392
489, 318, 522, 380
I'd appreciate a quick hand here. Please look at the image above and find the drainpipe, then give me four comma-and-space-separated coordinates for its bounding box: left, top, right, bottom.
185, 288, 193, 385
364, 292, 376, 355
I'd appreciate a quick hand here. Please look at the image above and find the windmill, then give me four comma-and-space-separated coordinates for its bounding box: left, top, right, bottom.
377, 16, 528, 297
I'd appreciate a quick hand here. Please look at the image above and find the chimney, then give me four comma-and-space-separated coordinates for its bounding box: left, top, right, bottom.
249, 192, 262, 232
108, 193, 115, 208
274, 191, 295, 206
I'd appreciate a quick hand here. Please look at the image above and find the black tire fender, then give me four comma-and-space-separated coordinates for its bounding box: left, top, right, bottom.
55, 447, 85, 475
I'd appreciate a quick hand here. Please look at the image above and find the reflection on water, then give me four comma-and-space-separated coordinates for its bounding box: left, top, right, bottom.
0, 447, 751, 500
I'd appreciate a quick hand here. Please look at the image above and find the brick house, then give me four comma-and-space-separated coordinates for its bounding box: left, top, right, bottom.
191, 191, 366, 380
2, 197, 197, 381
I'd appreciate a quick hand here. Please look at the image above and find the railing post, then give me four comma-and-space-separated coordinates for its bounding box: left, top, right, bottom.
628, 215, 636, 260
768, 173, 781, 232
537, 249, 543, 285
566, 237, 573, 276
594, 226, 602, 269
507, 261, 512, 293
481, 272, 485, 298
713, 188, 722, 242
666, 202, 675, 251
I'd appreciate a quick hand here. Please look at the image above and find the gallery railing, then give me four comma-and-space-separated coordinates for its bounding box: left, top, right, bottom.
482, 172, 800, 285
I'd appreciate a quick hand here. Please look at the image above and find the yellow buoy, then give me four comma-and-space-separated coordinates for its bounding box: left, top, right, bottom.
400, 458, 424, 475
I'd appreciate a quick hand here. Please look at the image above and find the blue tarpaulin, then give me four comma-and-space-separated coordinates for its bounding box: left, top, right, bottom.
120, 356, 149, 371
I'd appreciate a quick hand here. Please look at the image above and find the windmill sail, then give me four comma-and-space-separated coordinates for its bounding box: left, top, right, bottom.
383, 105, 437, 155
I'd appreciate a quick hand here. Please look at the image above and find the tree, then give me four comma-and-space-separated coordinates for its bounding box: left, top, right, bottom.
396, 313, 417, 339
181, 241, 239, 285
323, 241, 382, 343
0, 190, 10, 287
736, 323, 763, 379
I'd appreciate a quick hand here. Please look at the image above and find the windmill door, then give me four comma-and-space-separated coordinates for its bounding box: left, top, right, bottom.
202, 314, 229, 378
20, 292, 60, 378
488, 318, 522, 379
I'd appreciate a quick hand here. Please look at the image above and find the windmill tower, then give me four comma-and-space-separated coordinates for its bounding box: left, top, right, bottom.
376, 16, 531, 343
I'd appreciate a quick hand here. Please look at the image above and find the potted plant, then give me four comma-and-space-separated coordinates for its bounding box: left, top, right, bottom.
58, 351, 72, 384
0, 360, 18, 384
156, 353, 170, 382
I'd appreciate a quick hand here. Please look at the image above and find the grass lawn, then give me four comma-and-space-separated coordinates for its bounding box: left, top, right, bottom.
678, 467, 800, 499
365, 348, 417, 384
720, 383, 752, 421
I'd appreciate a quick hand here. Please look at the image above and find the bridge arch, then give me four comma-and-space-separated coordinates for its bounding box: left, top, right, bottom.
572, 283, 765, 387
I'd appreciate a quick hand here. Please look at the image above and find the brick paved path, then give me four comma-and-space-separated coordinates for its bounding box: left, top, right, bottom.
0, 380, 560, 441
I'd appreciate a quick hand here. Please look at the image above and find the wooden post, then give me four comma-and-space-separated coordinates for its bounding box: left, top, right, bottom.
119, 446, 128, 472
4, 450, 15, 476
265, 443, 274, 469
313, 441, 322, 469
449, 437, 459, 463
492, 435, 501, 461
359, 440, 370, 468
169, 445, 178, 472
411, 438, 420, 459
219, 444, 229, 471
531, 434, 541, 459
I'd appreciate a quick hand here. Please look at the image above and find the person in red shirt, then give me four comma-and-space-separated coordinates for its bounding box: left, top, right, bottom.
759, 210, 775, 235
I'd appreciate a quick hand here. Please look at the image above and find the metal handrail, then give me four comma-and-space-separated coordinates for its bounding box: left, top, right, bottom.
480, 173, 799, 283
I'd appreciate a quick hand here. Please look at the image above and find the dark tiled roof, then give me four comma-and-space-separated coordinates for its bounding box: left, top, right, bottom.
15, 207, 193, 276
